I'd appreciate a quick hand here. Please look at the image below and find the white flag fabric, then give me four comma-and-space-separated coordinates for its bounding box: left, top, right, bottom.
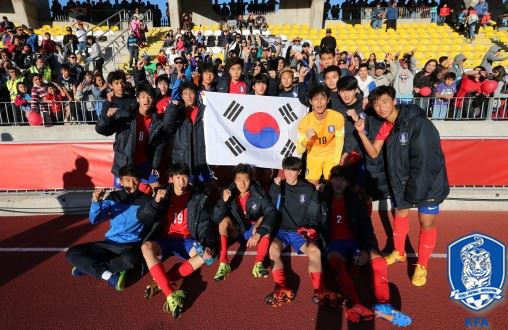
203, 92, 308, 169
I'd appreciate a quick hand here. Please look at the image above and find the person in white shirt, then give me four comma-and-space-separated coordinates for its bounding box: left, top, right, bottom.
355, 63, 376, 98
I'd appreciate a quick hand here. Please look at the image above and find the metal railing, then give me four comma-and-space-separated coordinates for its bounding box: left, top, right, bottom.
335, 6, 432, 21
101, 29, 130, 72
1, 96, 507, 126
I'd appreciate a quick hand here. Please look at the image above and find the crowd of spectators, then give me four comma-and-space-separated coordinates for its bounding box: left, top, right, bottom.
50, 0, 163, 26
0, 16, 108, 123
2, 1, 508, 126
212, 0, 278, 19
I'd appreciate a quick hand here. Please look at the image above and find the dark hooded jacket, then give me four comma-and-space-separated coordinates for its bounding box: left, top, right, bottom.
384, 104, 450, 208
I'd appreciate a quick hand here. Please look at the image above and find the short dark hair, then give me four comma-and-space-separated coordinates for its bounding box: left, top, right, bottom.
169, 162, 191, 177
60, 63, 70, 71
438, 56, 449, 64
227, 56, 244, 71
233, 163, 253, 180
135, 82, 156, 98
107, 70, 126, 84
329, 164, 356, 184
368, 85, 396, 104
200, 62, 217, 75
337, 76, 358, 92
309, 85, 330, 100
323, 65, 341, 78
180, 81, 197, 94
31, 73, 42, 81
319, 47, 335, 57
119, 164, 140, 178
444, 72, 456, 81
282, 156, 302, 171
155, 74, 170, 86
252, 73, 269, 86
358, 63, 369, 70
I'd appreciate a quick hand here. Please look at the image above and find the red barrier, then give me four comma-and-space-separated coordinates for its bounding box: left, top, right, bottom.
0, 139, 507, 190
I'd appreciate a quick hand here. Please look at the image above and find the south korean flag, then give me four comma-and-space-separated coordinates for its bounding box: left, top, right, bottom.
203, 92, 308, 169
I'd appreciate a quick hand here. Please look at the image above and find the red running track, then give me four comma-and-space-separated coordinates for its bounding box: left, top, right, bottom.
0, 211, 507, 330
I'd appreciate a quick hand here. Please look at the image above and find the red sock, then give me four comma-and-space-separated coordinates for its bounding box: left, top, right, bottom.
329, 258, 361, 304
371, 257, 390, 304
393, 216, 409, 256
310, 272, 324, 292
148, 263, 173, 296
219, 235, 228, 263
272, 268, 286, 287
168, 260, 195, 282
418, 227, 437, 268
255, 236, 270, 263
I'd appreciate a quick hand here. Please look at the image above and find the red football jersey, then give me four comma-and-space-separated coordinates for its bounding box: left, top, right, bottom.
134, 113, 152, 165
328, 196, 355, 241
166, 193, 191, 238
375, 121, 394, 141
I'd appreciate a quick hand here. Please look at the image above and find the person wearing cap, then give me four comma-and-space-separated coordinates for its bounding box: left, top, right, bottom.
14, 26, 28, 44
292, 36, 303, 53
63, 26, 79, 54
169, 56, 192, 101
372, 55, 397, 87
320, 28, 336, 51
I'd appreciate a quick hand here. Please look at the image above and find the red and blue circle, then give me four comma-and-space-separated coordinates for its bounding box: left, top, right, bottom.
243, 112, 280, 149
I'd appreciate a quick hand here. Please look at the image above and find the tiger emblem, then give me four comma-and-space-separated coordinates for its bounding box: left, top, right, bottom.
461, 236, 492, 291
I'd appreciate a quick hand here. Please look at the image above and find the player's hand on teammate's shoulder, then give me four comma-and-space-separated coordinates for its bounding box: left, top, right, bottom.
273, 177, 283, 186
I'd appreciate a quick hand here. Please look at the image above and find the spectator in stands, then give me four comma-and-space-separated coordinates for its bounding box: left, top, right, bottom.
413, 59, 438, 110
198, 62, 217, 93
127, 31, 140, 68
28, 57, 52, 84
63, 26, 79, 55
433, 71, 457, 120
67, 53, 84, 82
6, 67, 25, 102
41, 32, 57, 55
356, 63, 376, 98
455, 66, 487, 117
480, 11, 496, 30
320, 28, 337, 51
348, 53, 362, 76
14, 27, 28, 44
465, 7, 479, 42
373, 58, 396, 87
30, 73, 48, 115
57, 63, 77, 102
474, 0, 489, 32
371, 3, 384, 29
175, 35, 185, 52
247, 13, 256, 32
14, 44, 33, 71
393, 53, 416, 103
366, 53, 377, 74
480, 45, 508, 73
85, 36, 103, 74
74, 22, 88, 55
163, 30, 175, 48
385, 1, 398, 32
449, 53, 467, 83
130, 14, 142, 41
14, 81, 31, 119
154, 74, 171, 117
491, 65, 508, 118
438, 3, 451, 26
75, 71, 96, 121
1, 16, 15, 33
91, 73, 107, 116
26, 28, 38, 54
44, 82, 65, 122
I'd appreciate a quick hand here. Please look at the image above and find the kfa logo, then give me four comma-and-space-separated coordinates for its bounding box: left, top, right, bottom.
448, 233, 506, 311
465, 317, 490, 329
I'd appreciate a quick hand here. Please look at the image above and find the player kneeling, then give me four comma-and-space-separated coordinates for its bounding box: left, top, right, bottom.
212, 164, 278, 281
322, 165, 411, 327
138, 163, 216, 318
265, 156, 338, 307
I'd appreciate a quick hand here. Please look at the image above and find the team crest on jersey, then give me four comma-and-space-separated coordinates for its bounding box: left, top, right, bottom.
251, 203, 257, 210
448, 233, 506, 311
328, 125, 336, 133
399, 131, 408, 145
299, 194, 306, 204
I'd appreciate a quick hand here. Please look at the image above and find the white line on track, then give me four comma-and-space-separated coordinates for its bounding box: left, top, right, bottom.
0, 247, 448, 258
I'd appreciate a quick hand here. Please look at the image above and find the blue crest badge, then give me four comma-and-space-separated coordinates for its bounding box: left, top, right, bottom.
399, 131, 408, 145
328, 125, 336, 133
448, 233, 506, 311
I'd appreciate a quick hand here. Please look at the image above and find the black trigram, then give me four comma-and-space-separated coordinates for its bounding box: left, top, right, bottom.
280, 139, 296, 158
278, 103, 298, 124
223, 101, 244, 122
225, 136, 246, 156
